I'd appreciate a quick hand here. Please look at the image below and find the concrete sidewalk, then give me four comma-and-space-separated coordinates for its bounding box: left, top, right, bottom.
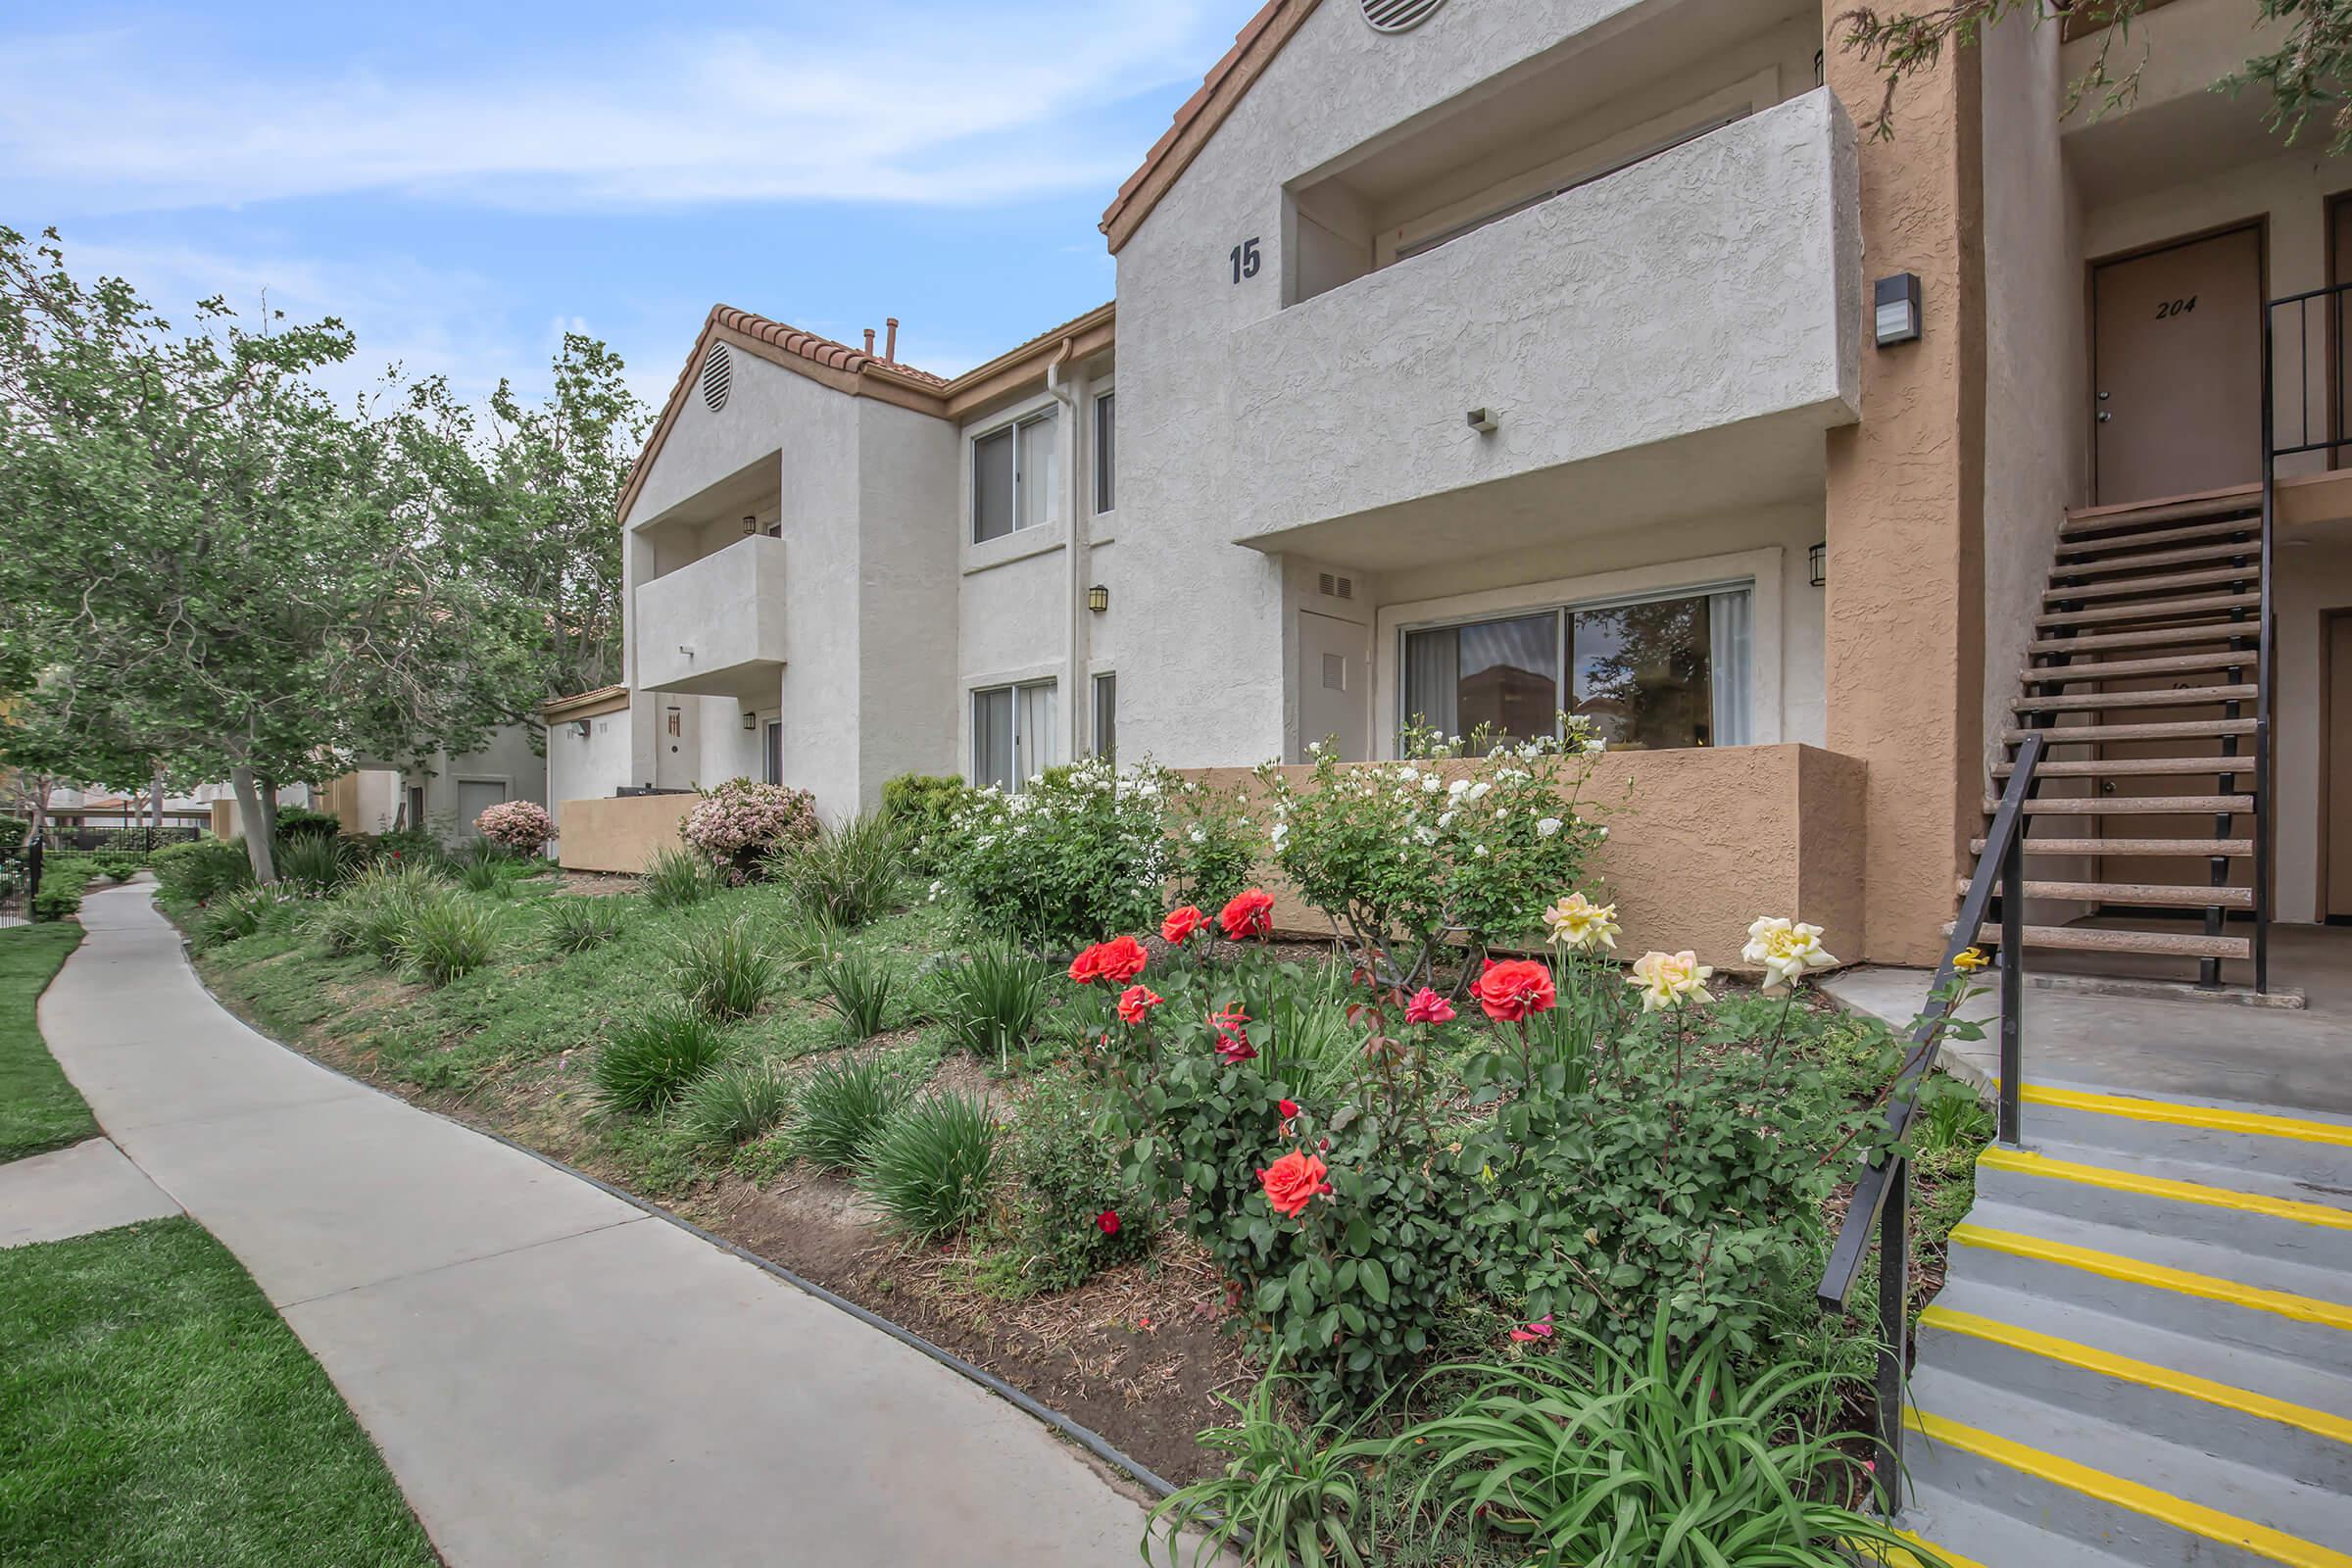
0, 1136, 181, 1248
40, 884, 1157, 1567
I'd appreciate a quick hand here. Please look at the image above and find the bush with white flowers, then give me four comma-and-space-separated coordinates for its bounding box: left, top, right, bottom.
474, 799, 554, 856
679, 778, 819, 885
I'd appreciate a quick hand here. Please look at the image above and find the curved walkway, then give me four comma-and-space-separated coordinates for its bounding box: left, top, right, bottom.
39, 883, 1154, 1567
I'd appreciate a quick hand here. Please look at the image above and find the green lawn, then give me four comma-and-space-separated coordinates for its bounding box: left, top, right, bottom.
0, 1217, 437, 1568
0, 923, 93, 1161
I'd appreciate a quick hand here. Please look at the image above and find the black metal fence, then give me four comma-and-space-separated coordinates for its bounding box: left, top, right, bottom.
35, 824, 203, 853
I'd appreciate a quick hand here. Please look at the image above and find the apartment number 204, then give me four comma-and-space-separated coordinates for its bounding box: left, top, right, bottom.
2154, 294, 2197, 319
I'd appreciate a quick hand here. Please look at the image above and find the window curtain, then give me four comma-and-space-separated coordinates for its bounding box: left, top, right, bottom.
1402, 628, 1461, 738
1015, 681, 1057, 784
973, 687, 1012, 791
1708, 588, 1753, 747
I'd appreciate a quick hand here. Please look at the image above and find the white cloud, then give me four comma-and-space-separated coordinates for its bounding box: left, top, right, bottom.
0, 5, 1227, 215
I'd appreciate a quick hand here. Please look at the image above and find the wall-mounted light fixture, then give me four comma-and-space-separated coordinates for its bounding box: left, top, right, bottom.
1808, 542, 1827, 587
1873, 273, 1922, 347
742, 711, 758, 732
571, 719, 592, 740
1088, 584, 1110, 613
741, 514, 759, 535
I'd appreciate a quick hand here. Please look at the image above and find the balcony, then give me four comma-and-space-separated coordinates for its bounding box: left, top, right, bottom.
1231, 88, 1860, 570
635, 534, 787, 700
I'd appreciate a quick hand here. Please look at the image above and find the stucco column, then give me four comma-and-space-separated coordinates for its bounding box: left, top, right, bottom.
1822, 19, 1988, 965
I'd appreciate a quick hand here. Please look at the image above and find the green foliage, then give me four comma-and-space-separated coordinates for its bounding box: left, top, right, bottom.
678, 778, 819, 885
1145, 1362, 1373, 1568
592, 1004, 728, 1113
149, 839, 254, 905
790, 1054, 911, 1171
673, 916, 777, 1021
89, 855, 140, 884
859, 1092, 1002, 1241
927, 943, 1049, 1070
392, 893, 505, 986
272, 833, 354, 894
772, 905, 843, 969
642, 846, 716, 909
317, 861, 445, 962
29, 881, 80, 922
1389, 1309, 1933, 1566
543, 896, 625, 955
879, 772, 976, 873
197, 886, 300, 950
997, 1068, 1153, 1293
762, 811, 905, 927
0, 924, 93, 1162
455, 855, 531, 898
814, 949, 897, 1040
680, 1058, 792, 1149
272, 804, 341, 840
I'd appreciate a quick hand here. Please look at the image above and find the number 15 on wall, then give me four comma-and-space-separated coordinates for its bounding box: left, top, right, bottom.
1229, 238, 1261, 284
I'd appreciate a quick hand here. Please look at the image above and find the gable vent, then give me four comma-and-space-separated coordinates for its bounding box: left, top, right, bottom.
1318, 572, 1355, 601
700, 342, 733, 413
1361, 0, 1446, 33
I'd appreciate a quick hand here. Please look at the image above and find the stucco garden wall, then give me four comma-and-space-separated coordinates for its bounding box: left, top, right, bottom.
557, 794, 689, 875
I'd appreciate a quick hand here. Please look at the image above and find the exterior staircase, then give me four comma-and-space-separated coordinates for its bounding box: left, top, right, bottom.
1961, 486, 2267, 989
1893, 1080, 2352, 1568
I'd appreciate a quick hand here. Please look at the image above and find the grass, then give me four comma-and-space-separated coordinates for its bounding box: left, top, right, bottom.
0, 924, 92, 1162
0, 1217, 436, 1568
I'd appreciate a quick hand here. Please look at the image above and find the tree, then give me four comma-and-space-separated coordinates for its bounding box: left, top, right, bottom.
1838, 0, 2352, 152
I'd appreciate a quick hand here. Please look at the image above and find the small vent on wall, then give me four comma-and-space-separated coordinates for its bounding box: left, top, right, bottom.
1321, 654, 1348, 692
1360, 0, 1446, 33
701, 342, 733, 413
1318, 572, 1355, 601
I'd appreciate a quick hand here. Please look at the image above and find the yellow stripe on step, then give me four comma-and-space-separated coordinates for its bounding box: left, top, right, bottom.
1948, 1224, 2352, 1332
1883, 1529, 1985, 1568
1904, 1408, 2352, 1568
1980, 1146, 2352, 1231
2020, 1083, 2352, 1150
1918, 1304, 2352, 1447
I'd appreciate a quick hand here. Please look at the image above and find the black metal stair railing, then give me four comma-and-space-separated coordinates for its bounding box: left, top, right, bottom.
1814, 728, 2045, 1515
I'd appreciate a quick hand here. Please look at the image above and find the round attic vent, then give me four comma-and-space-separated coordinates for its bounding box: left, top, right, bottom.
700, 342, 732, 413
1360, 0, 1446, 32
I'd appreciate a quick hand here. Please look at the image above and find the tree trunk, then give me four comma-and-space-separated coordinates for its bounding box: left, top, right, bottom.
149, 769, 165, 836
24, 777, 51, 847
230, 765, 277, 884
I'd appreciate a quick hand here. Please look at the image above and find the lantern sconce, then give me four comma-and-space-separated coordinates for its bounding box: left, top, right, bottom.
1809, 542, 1827, 588
1088, 584, 1110, 613
1873, 273, 1922, 347
742, 711, 758, 732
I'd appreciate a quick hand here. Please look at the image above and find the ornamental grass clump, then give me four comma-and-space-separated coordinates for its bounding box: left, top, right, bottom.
814, 949, 897, 1040
859, 1091, 1002, 1241
319, 860, 443, 961
681, 1057, 792, 1148
763, 811, 904, 927
392, 892, 505, 986
1143, 1362, 1374, 1568
790, 1055, 909, 1170
674, 916, 777, 1021
473, 799, 553, 857
197, 884, 300, 949
271, 833, 354, 894
544, 895, 626, 954
642, 846, 716, 909
929, 942, 1049, 1070
679, 777, 819, 885
593, 1004, 728, 1113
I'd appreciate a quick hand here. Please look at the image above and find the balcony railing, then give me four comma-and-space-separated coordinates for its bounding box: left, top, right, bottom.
635, 533, 788, 700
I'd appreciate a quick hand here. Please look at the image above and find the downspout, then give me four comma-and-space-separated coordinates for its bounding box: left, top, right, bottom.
1046, 336, 1088, 764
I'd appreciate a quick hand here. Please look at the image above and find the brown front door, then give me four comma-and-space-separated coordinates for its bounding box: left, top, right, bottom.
2091, 226, 2264, 504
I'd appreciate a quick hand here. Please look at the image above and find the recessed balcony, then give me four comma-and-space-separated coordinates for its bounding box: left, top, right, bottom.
635, 534, 787, 701
1230, 88, 1861, 570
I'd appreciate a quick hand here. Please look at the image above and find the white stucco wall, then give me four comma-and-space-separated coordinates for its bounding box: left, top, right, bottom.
857, 396, 962, 807
633, 534, 789, 697
547, 710, 630, 833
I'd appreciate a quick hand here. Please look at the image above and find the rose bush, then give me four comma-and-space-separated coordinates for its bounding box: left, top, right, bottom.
474, 799, 554, 856
679, 778, 819, 885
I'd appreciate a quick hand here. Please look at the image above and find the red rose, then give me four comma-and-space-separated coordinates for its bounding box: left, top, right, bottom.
1116, 984, 1164, 1025
1096, 1209, 1121, 1236
1404, 987, 1456, 1026
1067, 945, 1105, 985
1161, 905, 1205, 945
1209, 1004, 1255, 1064
1069, 934, 1148, 986
1277, 1099, 1299, 1120
1473, 957, 1556, 1022
1258, 1150, 1332, 1218
1218, 888, 1275, 942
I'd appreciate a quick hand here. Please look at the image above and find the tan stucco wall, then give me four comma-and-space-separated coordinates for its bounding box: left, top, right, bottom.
557, 794, 688, 874
1181, 743, 1868, 974
1822, 14, 1986, 967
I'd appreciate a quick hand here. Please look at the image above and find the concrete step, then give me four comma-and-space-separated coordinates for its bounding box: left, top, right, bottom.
1973, 836, 2251, 857
1892, 1484, 2142, 1568
1993, 755, 2254, 778
1976, 1143, 2352, 1271
2038, 592, 2261, 629
2005, 716, 2256, 744
2052, 539, 2262, 573
2025, 650, 2255, 683
1949, 1202, 2352, 1370
2013, 1083, 2352, 1189
2062, 488, 2263, 536
1987, 795, 2252, 814
2029, 623, 2260, 655
2044, 565, 2260, 603
1921, 1280, 2352, 1494
1956, 876, 2253, 907
1904, 1365, 2352, 1566
2015, 684, 2256, 713
1954, 921, 2249, 959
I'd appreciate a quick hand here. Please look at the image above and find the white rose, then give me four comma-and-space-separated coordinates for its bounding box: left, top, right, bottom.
1537, 817, 1562, 838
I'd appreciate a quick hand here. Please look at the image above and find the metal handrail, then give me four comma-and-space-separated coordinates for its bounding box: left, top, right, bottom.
1816, 728, 2044, 1512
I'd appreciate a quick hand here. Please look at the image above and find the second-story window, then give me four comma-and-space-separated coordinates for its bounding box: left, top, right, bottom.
973, 408, 1059, 543
1093, 391, 1116, 514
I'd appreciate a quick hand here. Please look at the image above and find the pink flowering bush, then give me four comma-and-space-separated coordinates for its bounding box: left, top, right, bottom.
679, 778, 819, 884
474, 800, 554, 856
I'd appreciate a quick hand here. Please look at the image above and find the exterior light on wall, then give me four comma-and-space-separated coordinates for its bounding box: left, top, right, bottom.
741, 711, 758, 731
1809, 542, 1827, 587
1873, 273, 1923, 347
741, 514, 759, 535
571, 719, 591, 740
1088, 584, 1110, 613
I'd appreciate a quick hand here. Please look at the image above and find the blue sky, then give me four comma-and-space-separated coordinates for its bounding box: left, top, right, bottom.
0, 1, 1262, 410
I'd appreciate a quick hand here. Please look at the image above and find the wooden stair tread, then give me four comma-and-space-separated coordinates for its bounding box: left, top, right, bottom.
1971, 836, 2252, 856
2042, 564, 2257, 602
2050, 539, 2259, 572
2005, 717, 2256, 743
2061, 487, 2262, 534
1950, 920, 2251, 959
2037, 592, 2260, 628
1987, 795, 2252, 814
2027, 624, 2259, 655
1992, 755, 2254, 778
2013, 683, 2254, 713
1952, 876, 2254, 907
2024, 650, 2251, 681
2057, 517, 2263, 558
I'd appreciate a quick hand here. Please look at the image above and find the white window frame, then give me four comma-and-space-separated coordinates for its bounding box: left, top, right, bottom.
1092, 387, 1116, 515
970, 677, 1057, 792
1091, 670, 1116, 762
971, 407, 1059, 544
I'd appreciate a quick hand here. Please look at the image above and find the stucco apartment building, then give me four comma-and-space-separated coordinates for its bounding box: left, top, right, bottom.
559, 0, 2352, 989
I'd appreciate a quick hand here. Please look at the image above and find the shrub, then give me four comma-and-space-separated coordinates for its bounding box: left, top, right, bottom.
880, 772, 976, 873
30, 881, 82, 922
198, 885, 300, 948
772, 906, 842, 969
642, 846, 716, 909
593, 1004, 728, 1112
274, 803, 342, 840
1000, 1068, 1153, 1292
678, 778, 818, 884
455, 856, 531, 898
544, 897, 625, 954
150, 838, 254, 904
393, 893, 505, 986
274, 834, 354, 893
474, 799, 554, 856
790, 1055, 910, 1170
681, 1058, 792, 1148
814, 949, 896, 1040
318, 861, 443, 961
928, 943, 1049, 1071
1144, 1365, 1374, 1568
763, 812, 904, 927
91, 854, 141, 883
674, 916, 777, 1021
353, 827, 441, 867
859, 1092, 1001, 1241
